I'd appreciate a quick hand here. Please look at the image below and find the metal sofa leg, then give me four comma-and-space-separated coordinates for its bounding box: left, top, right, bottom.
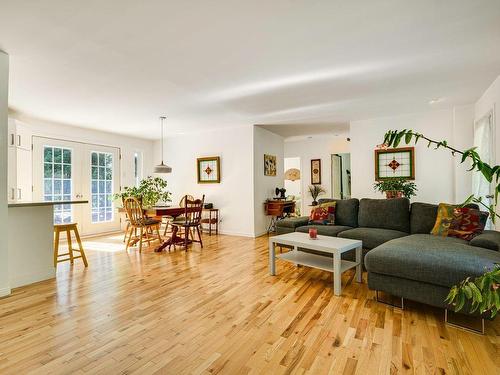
444, 309, 485, 335
375, 290, 404, 310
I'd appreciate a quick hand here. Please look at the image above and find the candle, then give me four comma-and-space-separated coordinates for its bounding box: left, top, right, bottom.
309, 228, 317, 239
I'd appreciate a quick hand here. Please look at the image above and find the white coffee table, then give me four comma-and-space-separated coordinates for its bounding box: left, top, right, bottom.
269, 232, 363, 295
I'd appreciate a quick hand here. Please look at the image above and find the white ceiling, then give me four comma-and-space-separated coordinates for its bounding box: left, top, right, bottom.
1, 1, 499, 140
257, 123, 349, 139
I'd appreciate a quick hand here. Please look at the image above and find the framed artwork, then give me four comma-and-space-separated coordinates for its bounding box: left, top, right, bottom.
197, 156, 220, 183
375, 147, 415, 180
264, 154, 277, 176
311, 159, 321, 184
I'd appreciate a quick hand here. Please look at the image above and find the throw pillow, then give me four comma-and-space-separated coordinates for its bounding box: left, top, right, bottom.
308, 201, 336, 225
430, 203, 489, 240
447, 207, 489, 241
430, 203, 455, 236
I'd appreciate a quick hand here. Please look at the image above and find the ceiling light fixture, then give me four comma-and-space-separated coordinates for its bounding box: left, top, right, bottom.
429, 97, 443, 105
154, 116, 172, 174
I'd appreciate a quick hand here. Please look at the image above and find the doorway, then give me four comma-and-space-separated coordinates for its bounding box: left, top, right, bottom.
284, 157, 301, 216
32, 136, 121, 236
331, 153, 351, 199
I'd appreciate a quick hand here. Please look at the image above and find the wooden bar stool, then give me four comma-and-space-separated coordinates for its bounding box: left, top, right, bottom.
53, 223, 88, 268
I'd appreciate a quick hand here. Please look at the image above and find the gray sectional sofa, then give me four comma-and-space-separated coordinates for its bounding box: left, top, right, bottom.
276, 198, 500, 315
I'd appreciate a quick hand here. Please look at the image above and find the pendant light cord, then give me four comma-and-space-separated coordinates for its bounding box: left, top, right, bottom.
160, 116, 166, 164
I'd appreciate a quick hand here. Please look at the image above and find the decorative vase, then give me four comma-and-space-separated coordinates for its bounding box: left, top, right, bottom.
309, 228, 318, 239
385, 190, 403, 199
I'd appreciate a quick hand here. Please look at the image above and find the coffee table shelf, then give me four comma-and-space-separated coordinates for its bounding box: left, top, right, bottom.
269, 232, 363, 295
277, 251, 358, 274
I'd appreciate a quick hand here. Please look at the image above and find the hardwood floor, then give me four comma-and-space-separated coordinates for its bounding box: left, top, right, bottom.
0, 234, 498, 375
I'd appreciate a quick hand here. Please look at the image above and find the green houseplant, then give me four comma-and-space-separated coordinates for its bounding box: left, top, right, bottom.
381, 129, 500, 317
373, 177, 418, 199
308, 185, 326, 206
114, 176, 172, 208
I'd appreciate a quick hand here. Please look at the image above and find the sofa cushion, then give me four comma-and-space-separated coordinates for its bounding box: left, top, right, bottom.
365, 234, 500, 288
411, 202, 481, 235
337, 227, 408, 249
410, 202, 438, 234
469, 230, 500, 251
318, 198, 359, 227
296, 225, 352, 237
358, 198, 410, 232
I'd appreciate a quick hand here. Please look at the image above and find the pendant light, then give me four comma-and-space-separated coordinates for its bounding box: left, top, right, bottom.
154, 116, 172, 174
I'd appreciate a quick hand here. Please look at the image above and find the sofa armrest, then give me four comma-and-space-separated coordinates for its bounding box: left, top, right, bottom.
469, 230, 500, 251
276, 216, 310, 229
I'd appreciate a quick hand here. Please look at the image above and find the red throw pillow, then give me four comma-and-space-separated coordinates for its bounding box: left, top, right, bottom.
308, 202, 336, 225
447, 207, 489, 241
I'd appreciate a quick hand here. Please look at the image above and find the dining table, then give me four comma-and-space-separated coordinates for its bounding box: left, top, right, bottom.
147, 205, 199, 252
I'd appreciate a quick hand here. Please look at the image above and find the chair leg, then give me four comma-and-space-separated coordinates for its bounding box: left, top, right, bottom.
73, 227, 88, 267
139, 227, 144, 253
66, 229, 74, 264
184, 226, 188, 251
53, 229, 60, 268
123, 222, 130, 242
197, 225, 203, 248
125, 226, 133, 251
155, 225, 162, 244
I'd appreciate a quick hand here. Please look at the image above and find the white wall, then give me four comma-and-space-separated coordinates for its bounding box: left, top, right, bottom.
452, 105, 474, 202
8, 113, 154, 190
0, 51, 10, 297
284, 136, 350, 213
253, 127, 284, 236
153, 126, 255, 237
475, 75, 500, 220
350, 109, 473, 204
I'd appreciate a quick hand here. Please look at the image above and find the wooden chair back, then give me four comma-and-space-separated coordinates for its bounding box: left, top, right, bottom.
181, 195, 205, 226
124, 197, 146, 226
179, 195, 194, 208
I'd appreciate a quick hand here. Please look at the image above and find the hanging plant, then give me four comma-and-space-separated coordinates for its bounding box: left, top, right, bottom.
381, 129, 500, 223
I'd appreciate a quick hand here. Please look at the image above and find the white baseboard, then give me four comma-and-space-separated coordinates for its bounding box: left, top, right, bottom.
253, 231, 269, 238
0, 286, 11, 298
10, 269, 56, 289
217, 230, 256, 238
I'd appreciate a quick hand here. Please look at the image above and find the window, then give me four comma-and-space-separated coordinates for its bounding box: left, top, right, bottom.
91, 151, 114, 223
43, 146, 72, 224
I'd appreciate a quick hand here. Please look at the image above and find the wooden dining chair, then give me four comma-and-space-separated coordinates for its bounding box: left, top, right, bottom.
123, 197, 162, 252
162, 194, 195, 236
170, 195, 205, 250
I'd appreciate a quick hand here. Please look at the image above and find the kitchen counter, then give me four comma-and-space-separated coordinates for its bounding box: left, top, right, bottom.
7, 200, 88, 291
8, 200, 88, 208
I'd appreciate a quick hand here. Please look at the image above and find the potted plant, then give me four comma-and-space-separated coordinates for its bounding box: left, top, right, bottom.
445, 264, 499, 318
114, 176, 172, 208
308, 185, 326, 206
381, 129, 500, 316
373, 178, 418, 199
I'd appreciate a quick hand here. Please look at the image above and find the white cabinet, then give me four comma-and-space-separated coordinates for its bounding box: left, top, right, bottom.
7, 119, 33, 202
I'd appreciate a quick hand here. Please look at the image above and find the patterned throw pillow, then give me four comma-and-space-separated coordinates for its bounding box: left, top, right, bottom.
430, 203, 455, 236
430, 203, 488, 240
447, 207, 489, 241
308, 201, 336, 225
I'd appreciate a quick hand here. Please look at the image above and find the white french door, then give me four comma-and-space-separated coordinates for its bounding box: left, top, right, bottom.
33, 137, 121, 235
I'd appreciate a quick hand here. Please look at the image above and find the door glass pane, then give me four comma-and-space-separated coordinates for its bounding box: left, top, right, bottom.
91, 151, 113, 223
43, 146, 72, 224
